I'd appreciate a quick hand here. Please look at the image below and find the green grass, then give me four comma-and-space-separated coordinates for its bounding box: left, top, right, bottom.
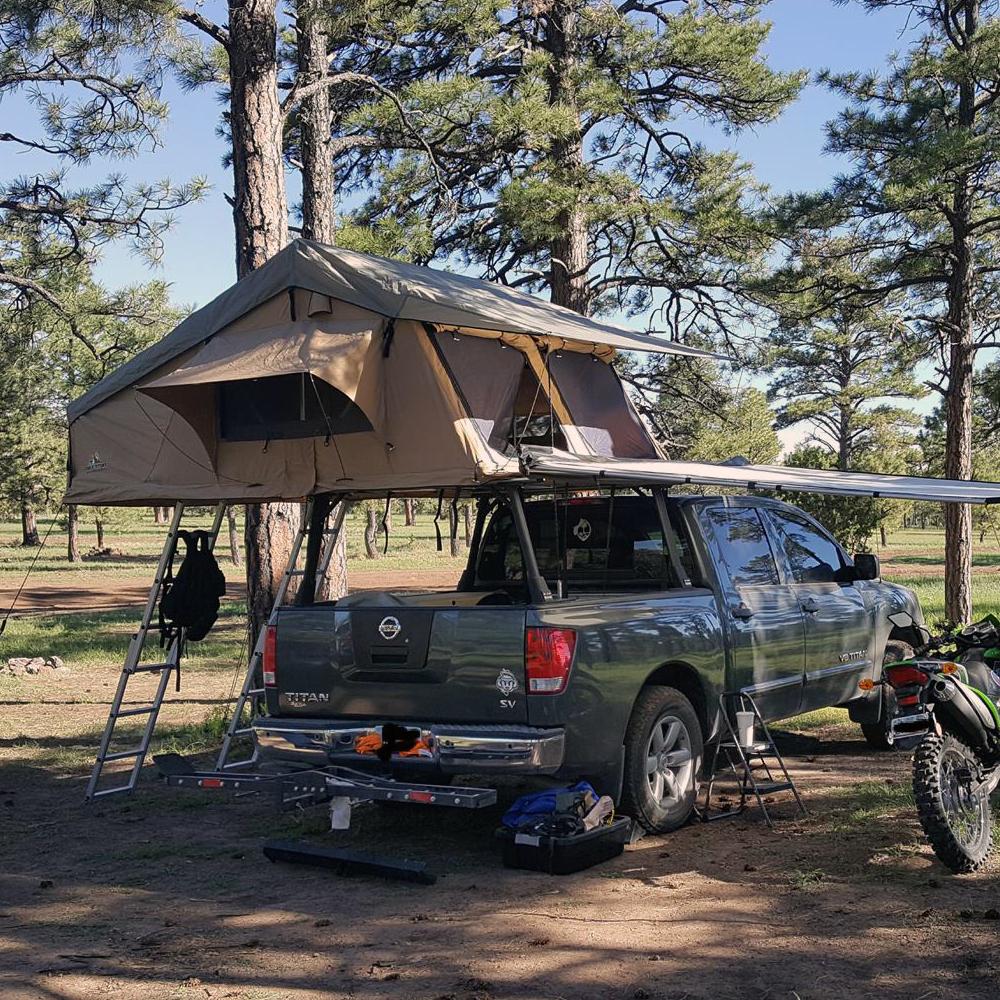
825, 779, 915, 833
0, 603, 248, 672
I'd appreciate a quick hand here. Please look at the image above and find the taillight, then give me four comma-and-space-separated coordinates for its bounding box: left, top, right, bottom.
525, 626, 576, 694
884, 664, 929, 689
262, 625, 277, 687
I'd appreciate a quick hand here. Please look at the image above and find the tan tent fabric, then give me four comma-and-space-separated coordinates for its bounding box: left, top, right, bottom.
69, 240, 725, 423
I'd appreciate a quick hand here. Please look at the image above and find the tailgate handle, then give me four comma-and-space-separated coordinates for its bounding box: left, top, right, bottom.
370, 649, 410, 665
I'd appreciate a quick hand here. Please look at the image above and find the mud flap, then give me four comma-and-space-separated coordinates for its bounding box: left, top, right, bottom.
848, 688, 883, 726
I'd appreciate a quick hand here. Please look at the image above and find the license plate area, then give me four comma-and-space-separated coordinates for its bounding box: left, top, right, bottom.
354, 724, 435, 760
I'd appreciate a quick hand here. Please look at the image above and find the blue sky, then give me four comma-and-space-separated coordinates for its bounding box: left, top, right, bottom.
1, 0, 915, 310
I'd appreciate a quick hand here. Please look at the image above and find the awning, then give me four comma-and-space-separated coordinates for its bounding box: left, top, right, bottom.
523, 450, 1000, 504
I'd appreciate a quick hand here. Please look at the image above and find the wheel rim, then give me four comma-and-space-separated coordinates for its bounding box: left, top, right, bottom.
939, 745, 989, 849
644, 713, 694, 808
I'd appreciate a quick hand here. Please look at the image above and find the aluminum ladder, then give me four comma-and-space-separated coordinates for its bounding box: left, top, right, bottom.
85, 503, 227, 800
700, 691, 807, 828
215, 497, 349, 771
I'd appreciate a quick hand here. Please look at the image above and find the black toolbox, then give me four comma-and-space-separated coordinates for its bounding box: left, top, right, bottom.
498, 816, 631, 875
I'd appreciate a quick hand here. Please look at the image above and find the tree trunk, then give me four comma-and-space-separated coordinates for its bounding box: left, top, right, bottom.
879, 525, 888, 548
244, 501, 298, 638
463, 504, 472, 548
545, 4, 589, 314
95, 516, 105, 550
21, 504, 40, 546
296, 0, 334, 243
943, 10, 977, 626
227, 0, 297, 640
67, 504, 80, 562
364, 505, 379, 559
153, 507, 163, 525
227, 506, 242, 567
448, 503, 459, 558
404, 498, 415, 526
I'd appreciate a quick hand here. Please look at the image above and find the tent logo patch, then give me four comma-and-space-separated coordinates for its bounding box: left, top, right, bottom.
378, 615, 402, 640
572, 517, 592, 542
85, 453, 107, 472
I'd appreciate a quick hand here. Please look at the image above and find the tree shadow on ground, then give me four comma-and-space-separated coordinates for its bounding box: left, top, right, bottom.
1, 736, 998, 1000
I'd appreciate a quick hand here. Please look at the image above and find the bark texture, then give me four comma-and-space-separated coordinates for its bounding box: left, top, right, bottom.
21, 505, 39, 546
67, 504, 80, 563
226, 0, 299, 639
943, 1, 978, 624
95, 517, 105, 550
404, 498, 415, 526
226, 506, 242, 567
364, 505, 379, 559
545, 3, 590, 314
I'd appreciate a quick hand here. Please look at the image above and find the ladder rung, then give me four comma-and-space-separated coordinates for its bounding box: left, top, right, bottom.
245, 688, 265, 697
755, 781, 793, 794
117, 705, 157, 718
127, 661, 175, 674
230, 727, 253, 737
288, 569, 306, 576
102, 748, 145, 762
89, 785, 133, 799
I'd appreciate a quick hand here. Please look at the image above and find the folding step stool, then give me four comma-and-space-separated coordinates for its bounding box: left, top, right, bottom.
700, 691, 807, 828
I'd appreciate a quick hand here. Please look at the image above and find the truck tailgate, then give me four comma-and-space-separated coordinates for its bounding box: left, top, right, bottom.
272, 605, 529, 723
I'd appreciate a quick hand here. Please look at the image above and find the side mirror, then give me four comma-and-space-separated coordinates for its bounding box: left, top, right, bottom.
853, 553, 880, 581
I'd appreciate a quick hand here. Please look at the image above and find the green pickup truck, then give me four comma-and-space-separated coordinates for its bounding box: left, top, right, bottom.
253, 491, 924, 833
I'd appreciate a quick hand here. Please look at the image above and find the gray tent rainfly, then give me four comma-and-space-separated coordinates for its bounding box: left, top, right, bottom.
66, 239, 714, 505
523, 449, 1000, 505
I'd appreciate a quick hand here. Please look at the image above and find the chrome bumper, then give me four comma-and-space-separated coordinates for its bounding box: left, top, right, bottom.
252, 719, 566, 774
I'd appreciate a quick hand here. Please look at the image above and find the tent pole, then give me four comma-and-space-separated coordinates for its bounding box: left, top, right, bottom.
506, 487, 552, 603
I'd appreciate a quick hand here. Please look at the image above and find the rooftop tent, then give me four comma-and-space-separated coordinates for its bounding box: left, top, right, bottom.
66, 240, 706, 505
523, 449, 1000, 504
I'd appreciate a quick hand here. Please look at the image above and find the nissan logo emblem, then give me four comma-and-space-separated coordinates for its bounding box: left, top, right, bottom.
378, 615, 402, 640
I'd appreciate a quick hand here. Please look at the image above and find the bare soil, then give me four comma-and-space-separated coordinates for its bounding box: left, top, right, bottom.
2, 570, 999, 1000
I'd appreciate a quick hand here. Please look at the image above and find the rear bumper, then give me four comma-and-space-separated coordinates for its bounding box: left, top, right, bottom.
252, 718, 566, 774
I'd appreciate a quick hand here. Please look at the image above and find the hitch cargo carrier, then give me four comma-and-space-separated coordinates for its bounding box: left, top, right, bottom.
153, 751, 498, 813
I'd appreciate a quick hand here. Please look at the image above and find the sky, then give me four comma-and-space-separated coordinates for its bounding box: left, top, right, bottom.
3, 0, 920, 450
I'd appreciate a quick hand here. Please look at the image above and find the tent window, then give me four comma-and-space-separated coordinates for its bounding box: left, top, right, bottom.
218, 373, 371, 441
510, 364, 566, 450
548, 351, 657, 458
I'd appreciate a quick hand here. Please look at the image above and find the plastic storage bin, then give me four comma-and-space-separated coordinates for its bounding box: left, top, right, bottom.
498, 816, 631, 874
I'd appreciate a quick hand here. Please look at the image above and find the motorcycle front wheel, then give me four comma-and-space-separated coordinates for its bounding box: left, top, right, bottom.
913, 733, 994, 873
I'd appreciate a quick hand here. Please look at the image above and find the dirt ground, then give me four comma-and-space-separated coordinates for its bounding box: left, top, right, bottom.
3, 566, 1000, 1000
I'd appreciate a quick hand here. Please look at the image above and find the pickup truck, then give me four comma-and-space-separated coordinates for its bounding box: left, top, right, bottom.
253, 491, 925, 833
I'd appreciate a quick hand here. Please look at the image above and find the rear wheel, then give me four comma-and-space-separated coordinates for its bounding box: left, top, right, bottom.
620, 686, 703, 834
913, 733, 993, 873
861, 640, 915, 751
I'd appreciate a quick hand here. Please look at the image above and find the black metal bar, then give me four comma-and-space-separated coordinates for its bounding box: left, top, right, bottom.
506, 487, 552, 603
653, 488, 690, 588
457, 496, 493, 591
297, 494, 335, 606
263, 839, 437, 885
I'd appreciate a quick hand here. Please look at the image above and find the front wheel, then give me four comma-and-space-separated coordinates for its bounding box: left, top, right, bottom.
913, 733, 994, 873
620, 686, 703, 834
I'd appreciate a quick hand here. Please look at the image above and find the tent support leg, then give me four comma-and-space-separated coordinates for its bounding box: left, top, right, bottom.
506, 487, 552, 603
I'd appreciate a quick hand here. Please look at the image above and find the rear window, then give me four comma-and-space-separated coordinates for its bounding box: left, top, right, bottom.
475, 497, 682, 592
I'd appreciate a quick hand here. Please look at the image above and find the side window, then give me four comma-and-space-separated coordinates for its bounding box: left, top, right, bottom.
705, 508, 780, 588
767, 510, 845, 584
475, 509, 524, 585
667, 506, 699, 586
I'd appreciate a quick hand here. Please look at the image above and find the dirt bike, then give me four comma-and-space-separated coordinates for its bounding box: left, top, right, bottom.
866, 613, 1000, 873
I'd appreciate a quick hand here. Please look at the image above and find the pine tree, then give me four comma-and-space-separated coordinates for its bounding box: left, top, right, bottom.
774, 0, 1000, 622
334, 0, 803, 329
765, 245, 925, 471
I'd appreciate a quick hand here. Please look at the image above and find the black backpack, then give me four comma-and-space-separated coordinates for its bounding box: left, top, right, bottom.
159, 530, 227, 642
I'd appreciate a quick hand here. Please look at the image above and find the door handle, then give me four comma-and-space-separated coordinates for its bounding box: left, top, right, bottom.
801, 597, 820, 614
731, 602, 754, 620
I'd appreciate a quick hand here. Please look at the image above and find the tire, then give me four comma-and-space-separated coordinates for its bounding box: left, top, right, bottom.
861, 640, 916, 751
620, 686, 703, 834
913, 732, 994, 873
